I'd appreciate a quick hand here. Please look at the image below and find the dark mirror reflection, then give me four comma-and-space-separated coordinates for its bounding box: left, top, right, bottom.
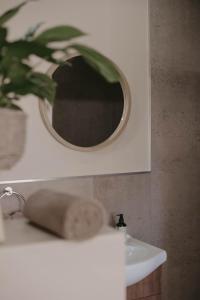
52, 56, 124, 148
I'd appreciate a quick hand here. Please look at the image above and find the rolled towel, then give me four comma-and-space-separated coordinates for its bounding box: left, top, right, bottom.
23, 189, 107, 240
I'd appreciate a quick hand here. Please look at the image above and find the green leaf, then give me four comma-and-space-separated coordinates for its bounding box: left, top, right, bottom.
0, 53, 13, 74
0, 45, 33, 76
0, 96, 9, 107
2, 72, 56, 104
1, 82, 26, 95
24, 22, 44, 40
70, 44, 120, 83
35, 25, 85, 45
0, 1, 27, 26
28, 72, 56, 103
7, 61, 31, 83
0, 27, 7, 46
4, 40, 55, 61
0, 97, 22, 110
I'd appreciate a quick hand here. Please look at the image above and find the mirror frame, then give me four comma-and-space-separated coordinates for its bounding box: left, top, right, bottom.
39, 53, 131, 152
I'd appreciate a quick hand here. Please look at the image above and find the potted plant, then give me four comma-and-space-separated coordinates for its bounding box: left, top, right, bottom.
0, 1, 120, 169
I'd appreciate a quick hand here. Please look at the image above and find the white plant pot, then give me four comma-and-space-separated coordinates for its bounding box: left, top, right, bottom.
0, 108, 26, 170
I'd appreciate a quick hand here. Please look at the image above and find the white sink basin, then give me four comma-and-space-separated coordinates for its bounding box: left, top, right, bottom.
125, 235, 167, 287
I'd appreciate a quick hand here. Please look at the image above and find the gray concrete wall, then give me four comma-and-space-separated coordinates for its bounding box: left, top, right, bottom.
0, 1, 200, 299
94, 1, 200, 299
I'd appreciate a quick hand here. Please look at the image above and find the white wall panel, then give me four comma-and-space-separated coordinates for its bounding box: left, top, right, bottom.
0, 0, 151, 182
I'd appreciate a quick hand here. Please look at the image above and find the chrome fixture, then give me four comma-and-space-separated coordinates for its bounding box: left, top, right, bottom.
0, 187, 26, 218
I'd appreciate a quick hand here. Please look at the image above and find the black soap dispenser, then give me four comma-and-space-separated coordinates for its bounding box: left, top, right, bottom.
116, 214, 127, 234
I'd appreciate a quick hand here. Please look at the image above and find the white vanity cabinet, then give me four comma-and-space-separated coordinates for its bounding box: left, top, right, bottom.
0, 218, 125, 300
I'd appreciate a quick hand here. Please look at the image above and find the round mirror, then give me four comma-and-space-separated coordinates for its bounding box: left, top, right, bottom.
39, 54, 131, 151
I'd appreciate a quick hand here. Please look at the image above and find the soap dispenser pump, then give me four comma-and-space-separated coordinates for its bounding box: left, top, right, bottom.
116, 214, 127, 234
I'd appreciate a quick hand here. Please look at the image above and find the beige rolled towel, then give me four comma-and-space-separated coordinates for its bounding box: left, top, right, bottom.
23, 189, 107, 240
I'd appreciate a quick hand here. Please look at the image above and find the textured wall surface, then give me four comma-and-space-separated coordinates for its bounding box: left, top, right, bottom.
94, 1, 200, 299
0, 1, 200, 299
149, 1, 200, 299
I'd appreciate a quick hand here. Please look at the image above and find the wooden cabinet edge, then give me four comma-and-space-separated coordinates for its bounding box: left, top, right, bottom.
126, 266, 162, 300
